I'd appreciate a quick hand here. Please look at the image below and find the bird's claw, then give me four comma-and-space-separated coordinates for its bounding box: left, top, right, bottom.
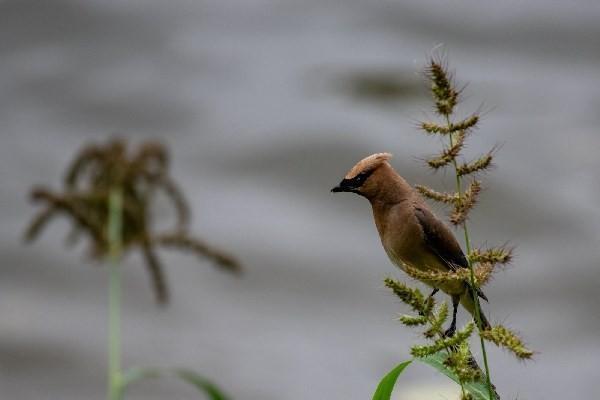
443, 325, 456, 338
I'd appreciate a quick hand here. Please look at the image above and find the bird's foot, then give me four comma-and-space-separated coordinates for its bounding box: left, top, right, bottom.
443, 324, 456, 338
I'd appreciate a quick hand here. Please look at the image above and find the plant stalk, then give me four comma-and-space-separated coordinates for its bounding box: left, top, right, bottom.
447, 121, 494, 400
108, 188, 123, 400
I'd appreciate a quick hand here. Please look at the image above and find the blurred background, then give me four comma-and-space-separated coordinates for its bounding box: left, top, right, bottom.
1, 1, 599, 399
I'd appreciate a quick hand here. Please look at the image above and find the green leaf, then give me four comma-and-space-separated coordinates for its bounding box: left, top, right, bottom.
119, 367, 230, 400
417, 352, 494, 400
120, 367, 161, 390
372, 360, 412, 400
176, 369, 231, 400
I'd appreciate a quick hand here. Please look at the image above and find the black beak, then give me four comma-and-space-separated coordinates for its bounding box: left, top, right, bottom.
331, 179, 355, 193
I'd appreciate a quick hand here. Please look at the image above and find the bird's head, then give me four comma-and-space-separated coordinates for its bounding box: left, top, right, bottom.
331, 152, 393, 198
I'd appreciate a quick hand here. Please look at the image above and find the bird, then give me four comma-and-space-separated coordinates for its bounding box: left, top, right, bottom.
331, 152, 489, 336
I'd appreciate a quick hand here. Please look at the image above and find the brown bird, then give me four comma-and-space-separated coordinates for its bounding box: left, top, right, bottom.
332, 153, 489, 336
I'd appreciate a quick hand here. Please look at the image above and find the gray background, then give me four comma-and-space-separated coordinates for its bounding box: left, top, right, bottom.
1, 1, 599, 399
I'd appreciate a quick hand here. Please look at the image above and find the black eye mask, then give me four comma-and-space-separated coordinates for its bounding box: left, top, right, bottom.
331, 169, 375, 193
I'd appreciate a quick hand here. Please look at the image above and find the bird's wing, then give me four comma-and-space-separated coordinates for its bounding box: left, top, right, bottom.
414, 206, 468, 271
414, 205, 488, 301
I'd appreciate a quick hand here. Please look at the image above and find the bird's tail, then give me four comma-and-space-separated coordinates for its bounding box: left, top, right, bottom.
460, 289, 491, 330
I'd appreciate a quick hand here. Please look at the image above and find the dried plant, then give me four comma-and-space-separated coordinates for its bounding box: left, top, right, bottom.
374, 56, 532, 400
25, 138, 240, 304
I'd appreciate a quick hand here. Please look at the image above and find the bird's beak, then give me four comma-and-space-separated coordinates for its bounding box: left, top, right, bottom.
331, 179, 354, 193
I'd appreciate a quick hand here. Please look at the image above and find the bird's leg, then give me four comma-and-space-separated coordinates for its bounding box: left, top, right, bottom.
428, 287, 439, 299
419, 288, 439, 316
444, 295, 460, 337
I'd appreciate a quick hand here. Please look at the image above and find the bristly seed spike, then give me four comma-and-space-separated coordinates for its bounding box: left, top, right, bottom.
426, 58, 459, 116
384, 278, 427, 315
481, 325, 534, 360
420, 114, 479, 135
456, 153, 493, 177
450, 180, 481, 225
426, 130, 467, 170
381, 54, 528, 400
25, 138, 240, 304
469, 246, 514, 265
415, 185, 459, 205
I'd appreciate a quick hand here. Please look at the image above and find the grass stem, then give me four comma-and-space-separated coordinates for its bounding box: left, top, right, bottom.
108, 188, 123, 400
447, 119, 495, 400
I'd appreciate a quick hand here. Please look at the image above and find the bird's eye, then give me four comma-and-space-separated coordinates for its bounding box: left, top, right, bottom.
356, 172, 369, 183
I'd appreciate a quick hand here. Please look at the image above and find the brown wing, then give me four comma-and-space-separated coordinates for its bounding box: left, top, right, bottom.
414, 205, 488, 301
414, 206, 468, 270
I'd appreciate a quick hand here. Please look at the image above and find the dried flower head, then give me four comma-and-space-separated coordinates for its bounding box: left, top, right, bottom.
426, 130, 467, 170
420, 114, 479, 135
25, 138, 240, 304
450, 180, 481, 226
424, 302, 448, 338
401, 263, 496, 289
426, 58, 459, 116
480, 326, 534, 360
469, 246, 513, 266
384, 277, 427, 314
456, 153, 494, 177
415, 185, 459, 205
411, 322, 475, 358
444, 341, 482, 383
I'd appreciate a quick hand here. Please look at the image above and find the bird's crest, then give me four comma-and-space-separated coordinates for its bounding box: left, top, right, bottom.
345, 152, 393, 179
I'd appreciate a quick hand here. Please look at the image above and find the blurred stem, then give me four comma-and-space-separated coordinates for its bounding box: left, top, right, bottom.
108, 188, 123, 400
447, 118, 494, 400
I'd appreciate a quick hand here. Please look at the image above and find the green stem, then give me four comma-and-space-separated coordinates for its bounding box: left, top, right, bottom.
108, 188, 123, 400
447, 120, 494, 400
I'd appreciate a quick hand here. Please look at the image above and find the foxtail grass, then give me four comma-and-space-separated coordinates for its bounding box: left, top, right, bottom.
108, 188, 123, 400
25, 139, 240, 303
25, 139, 237, 399
374, 55, 532, 400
